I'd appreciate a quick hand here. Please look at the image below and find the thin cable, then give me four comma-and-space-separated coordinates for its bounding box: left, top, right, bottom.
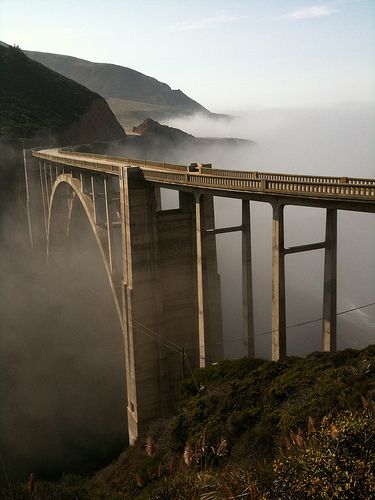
130, 318, 202, 391
132, 318, 185, 353
49, 254, 375, 354
188, 300, 375, 351
130, 321, 183, 355
255, 299, 375, 338
182, 351, 201, 393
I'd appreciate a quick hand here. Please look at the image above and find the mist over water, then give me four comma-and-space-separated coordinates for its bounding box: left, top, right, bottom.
166, 103, 375, 358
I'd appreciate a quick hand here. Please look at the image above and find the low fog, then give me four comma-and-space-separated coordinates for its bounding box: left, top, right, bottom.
0, 191, 126, 480
165, 103, 375, 358
0, 103, 374, 480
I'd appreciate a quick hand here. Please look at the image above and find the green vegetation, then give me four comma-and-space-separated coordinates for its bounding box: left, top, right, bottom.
3, 346, 375, 499
0, 44, 96, 141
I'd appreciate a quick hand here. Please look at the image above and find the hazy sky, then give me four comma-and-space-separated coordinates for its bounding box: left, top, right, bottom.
1, 0, 374, 112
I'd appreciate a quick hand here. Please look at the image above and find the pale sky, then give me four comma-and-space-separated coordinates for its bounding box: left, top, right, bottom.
1, 0, 374, 113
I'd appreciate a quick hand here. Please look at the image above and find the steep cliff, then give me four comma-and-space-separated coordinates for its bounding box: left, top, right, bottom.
0, 45, 125, 145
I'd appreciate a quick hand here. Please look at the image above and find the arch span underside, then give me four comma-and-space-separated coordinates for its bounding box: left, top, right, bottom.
47, 174, 123, 329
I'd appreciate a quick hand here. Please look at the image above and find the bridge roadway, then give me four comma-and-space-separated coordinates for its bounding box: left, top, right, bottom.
28, 147, 375, 443
34, 147, 375, 213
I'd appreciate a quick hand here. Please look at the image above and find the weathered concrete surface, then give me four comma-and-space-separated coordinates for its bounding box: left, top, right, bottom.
272, 203, 286, 361
323, 209, 337, 352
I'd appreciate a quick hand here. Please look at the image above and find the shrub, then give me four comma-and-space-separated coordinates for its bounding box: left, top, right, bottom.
271, 408, 375, 499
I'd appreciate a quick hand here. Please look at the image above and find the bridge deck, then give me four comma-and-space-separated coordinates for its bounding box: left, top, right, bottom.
33, 148, 375, 211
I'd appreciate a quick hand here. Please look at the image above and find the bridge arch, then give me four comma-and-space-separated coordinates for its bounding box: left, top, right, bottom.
47, 173, 123, 329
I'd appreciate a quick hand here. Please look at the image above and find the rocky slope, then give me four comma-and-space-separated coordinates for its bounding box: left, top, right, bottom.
133, 117, 195, 142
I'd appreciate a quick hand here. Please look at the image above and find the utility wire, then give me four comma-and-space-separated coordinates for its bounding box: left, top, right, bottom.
130, 320, 183, 355
182, 351, 201, 392
140, 299, 375, 353
50, 251, 375, 353
254, 300, 375, 339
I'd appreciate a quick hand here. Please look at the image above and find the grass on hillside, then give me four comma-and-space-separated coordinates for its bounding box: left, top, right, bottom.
3, 345, 375, 499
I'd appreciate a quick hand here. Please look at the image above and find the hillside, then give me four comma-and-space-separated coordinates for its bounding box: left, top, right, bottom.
0, 45, 125, 145
4, 345, 375, 498
24, 49, 210, 127
73, 118, 254, 165
132, 117, 195, 142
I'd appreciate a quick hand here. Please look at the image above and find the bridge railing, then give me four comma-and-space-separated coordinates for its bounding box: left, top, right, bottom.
32, 149, 375, 201
58, 149, 188, 172
200, 167, 374, 186
143, 169, 375, 199
40, 149, 375, 187
33, 151, 122, 174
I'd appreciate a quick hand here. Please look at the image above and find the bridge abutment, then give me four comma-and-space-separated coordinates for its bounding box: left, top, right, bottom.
120, 170, 223, 442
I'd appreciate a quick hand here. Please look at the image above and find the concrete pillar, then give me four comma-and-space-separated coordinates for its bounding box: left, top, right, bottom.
154, 186, 162, 211
118, 171, 210, 443
119, 166, 162, 443
202, 195, 223, 363
195, 193, 207, 367
38, 161, 48, 238
23, 150, 48, 251
104, 176, 116, 275
242, 200, 255, 357
322, 208, 337, 352
272, 203, 286, 361
90, 175, 97, 224
156, 191, 199, 404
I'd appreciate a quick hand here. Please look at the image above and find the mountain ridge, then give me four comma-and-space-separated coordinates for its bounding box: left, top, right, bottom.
23, 48, 210, 127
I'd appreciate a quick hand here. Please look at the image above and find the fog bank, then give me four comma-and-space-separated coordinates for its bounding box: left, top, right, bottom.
165, 103, 375, 358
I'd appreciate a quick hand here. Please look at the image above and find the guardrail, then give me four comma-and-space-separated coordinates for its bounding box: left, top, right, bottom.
58, 150, 375, 186
58, 149, 188, 172
142, 170, 375, 199
32, 149, 375, 202
201, 167, 374, 186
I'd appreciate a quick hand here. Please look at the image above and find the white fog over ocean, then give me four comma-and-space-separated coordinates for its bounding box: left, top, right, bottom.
166, 103, 375, 358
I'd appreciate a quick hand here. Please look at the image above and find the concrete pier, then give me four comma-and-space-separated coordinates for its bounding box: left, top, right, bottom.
242, 200, 254, 357
323, 209, 337, 352
272, 203, 286, 361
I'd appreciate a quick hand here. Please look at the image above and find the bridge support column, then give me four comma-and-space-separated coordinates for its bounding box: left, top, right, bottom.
195, 193, 223, 367
272, 203, 286, 361
23, 150, 48, 251
322, 209, 337, 352
119, 167, 162, 443
104, 176, 116, 274
195, 193, 207, 367
119, 173, 221, 444
242, 200, 254, 357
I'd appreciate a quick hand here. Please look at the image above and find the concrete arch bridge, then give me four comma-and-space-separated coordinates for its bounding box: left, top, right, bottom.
24, 147, 375, 442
